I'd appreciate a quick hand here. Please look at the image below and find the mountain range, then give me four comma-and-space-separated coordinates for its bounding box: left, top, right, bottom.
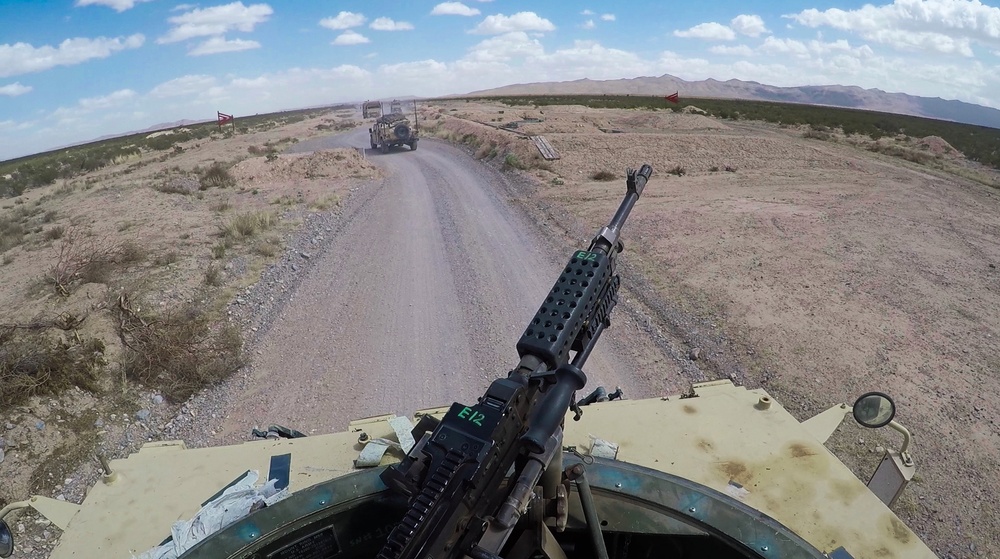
466, 74, 1000, 129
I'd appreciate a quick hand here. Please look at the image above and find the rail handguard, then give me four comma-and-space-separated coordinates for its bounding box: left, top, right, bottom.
377, 164, 653, 559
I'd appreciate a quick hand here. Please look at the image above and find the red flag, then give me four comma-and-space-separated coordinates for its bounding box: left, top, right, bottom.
217, 111, 233, 125
665, 92, 679, 104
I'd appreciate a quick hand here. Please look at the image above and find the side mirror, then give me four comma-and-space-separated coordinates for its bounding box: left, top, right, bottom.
0, 518, 14, 558
852, 392, 896, 428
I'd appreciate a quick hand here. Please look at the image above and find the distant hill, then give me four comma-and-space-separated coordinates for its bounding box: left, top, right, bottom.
465, 74, 1000, 129
58, 119, 211, 150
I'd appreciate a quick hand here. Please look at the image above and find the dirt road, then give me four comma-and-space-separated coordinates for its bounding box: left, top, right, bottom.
211, 129, 672, 440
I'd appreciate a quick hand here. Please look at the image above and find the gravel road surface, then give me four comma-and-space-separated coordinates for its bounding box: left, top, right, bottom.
202, 128, 677, 442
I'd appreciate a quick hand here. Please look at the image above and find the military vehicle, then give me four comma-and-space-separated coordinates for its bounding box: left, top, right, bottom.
363, 100, 382, 119
390, 99, 403, 114
369, 112, 418, 153
0, 166, 936, 559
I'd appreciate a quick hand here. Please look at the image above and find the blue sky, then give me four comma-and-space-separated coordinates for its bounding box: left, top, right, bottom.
2, 0, 1000, 161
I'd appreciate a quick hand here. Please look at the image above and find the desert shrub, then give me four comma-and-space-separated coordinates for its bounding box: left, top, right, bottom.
253, 236, 282, 257
48, 230, 145, 295
591, 170, 616, 181
667, 165, 686, 176
44, 225, 65, 240
113, 295, 243, 402
803, 129, 833, 141
220, 211, 277, 239
211, 242, 227, 259
709, 166, 719, 172
42, 210, 58, 223
210, 200, 232, 212
0, 321, 105, 409
204, 263, 223, 286
503, 153, 527, 170
199, 162, 236, 189
154, 176, 199, 195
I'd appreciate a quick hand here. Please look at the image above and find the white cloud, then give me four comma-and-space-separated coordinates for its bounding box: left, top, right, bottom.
370, 17, 414, 31
149, 75, 218, 98
75, 0, 151, 12
601, 14, 615, 21
581, 9, 595, 16
759, 37, 810, 57
332, 31, 370, 45
189, 37, 261, 56
431, 2, 480, 16
731, 14, 768, 37
0, 34, 145, 78
582, 19, 595, 30
79, 89, 136, 110
0, 82, 31, 96
464, 32, 544, 63
172, 3, 195, 11
786, 0, 1000, 56
709, 44, 755, 56
673, 22, 736, 41
320, 11, 367, 30
159, 2, 272, 43
472, 12, 556, 34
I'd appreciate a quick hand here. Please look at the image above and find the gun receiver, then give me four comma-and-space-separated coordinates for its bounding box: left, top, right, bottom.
377, 164, 653, 559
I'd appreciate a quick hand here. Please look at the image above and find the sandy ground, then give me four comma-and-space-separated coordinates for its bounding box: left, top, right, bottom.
1, 99, 997, 559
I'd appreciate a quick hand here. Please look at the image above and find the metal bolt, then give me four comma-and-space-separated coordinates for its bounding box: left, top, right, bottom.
688, 507, 696, 513
614, 483, 622, 488
760, 546, 769, 552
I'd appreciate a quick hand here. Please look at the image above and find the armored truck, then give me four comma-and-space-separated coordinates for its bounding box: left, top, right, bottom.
369, 112, 418, 153
362, 100, 382, 119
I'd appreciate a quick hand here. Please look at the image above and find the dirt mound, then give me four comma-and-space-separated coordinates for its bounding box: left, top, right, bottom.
230, 148, 378, 185
916, 135, 962, 157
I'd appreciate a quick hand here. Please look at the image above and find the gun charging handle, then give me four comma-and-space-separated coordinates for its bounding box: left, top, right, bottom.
521, 363, 587, 454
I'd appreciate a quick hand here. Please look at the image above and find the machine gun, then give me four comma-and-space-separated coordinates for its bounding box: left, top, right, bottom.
377, 164, 653, 559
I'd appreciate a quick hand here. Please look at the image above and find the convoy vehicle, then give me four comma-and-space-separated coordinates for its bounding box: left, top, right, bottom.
363, 101, 382, 119
0, 166, 935, 559
369, 112, 417, 153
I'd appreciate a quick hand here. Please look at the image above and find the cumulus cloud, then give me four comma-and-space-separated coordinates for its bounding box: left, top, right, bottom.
673, 22, 736, 41
159, 2, 272, 43
431, 2, 480, 16
0, 34, 145, 78
370, 17, 414, 31
0, 82, 31, 96
601, 14, 615, 21
786, 0, 1000, 56
582, 20, 596, 30
581, 9, 595, 16
149, 74, 218, 97
709, 44, 755, 56
730, 14, 768, 37
472, 12, 556, 34
75, 0, 151, 12
320, 11, 367, 30
189, 37, 261, 56
759, 37, 810, 57
79, 89, 136, 110
332, 31, 370, 45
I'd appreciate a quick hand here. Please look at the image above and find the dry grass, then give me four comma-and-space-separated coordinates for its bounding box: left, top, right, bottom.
113, 294, 243, 402
590, 170, 617, 181
199, 162, 236, 189
0, 319, 106, 409
220, 210, 277, 239
47, 229, 146, 295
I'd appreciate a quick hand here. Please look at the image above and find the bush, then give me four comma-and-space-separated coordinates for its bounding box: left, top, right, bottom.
113, 295, 243, 401
48, 230, 145, 295
0, 321, 105, 409
590, 170, 616, 181
503, 153, 527, 170
667, 165, 686, 176
44, 225, 65, 240
199, 162, 236, 189
220, 211, 277, 239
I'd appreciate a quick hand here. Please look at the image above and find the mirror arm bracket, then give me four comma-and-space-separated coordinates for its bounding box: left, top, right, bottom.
887, 420, 913, 466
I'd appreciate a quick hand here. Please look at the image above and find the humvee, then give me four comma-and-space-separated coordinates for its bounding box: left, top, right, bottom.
370, 112, 417, 153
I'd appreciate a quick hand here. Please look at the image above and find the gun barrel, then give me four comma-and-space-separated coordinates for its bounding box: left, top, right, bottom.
590, 164, 653, 255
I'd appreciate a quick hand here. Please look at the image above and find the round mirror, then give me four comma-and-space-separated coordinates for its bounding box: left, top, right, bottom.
852, 391, 896, 428
0, 518, 14, 558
